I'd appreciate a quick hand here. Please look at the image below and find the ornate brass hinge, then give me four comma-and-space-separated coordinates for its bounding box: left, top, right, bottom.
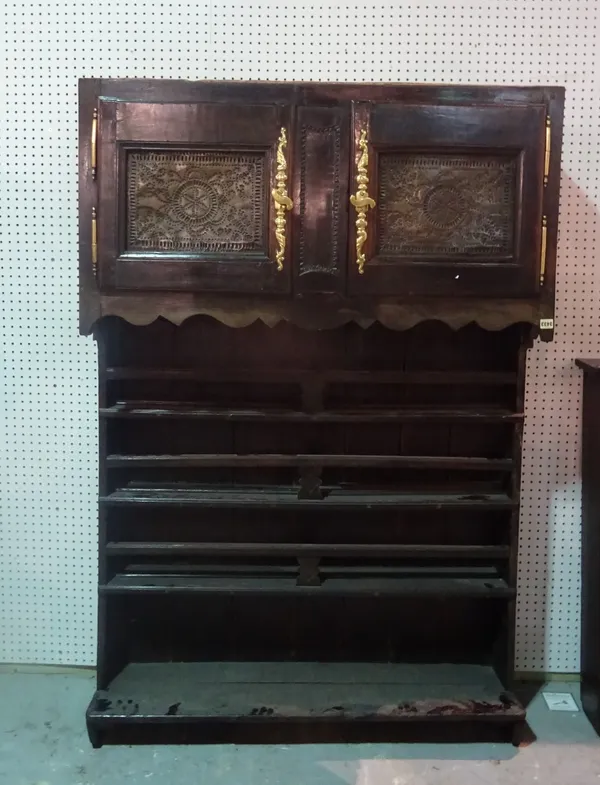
539, 215, 548, 286
91, 206, 98, 279
91, 107, 98, 180
544, 114, 551, 187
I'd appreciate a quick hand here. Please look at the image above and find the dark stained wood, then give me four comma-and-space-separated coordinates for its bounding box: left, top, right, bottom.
576, 359, 600, 373
86, 661, 524, 746
105, 541, 510, 558
82, 292, 546, 335
89, 316, 530, 745
104, 366, 517, 384
292, 106, 350, 294
87, 713, 523, 747
79, 77, 554, 746
94, 79, 555, 105
101, 573, 515, 598
106, 453, 514, 470
100, 486, 517, 510
97, 100, 291, 294
100, 403, 523, 423
105, 542, 510, 587
79, 79, 564, 335
499, 334, 532, 685
578, 360, 600, 735
78, 78, 101, 326
540, 93, 565, 341
96, 328, 128, 688
348, 102, 545, 298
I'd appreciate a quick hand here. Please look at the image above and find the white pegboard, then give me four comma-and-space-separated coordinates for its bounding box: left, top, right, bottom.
0, 0, 597, 671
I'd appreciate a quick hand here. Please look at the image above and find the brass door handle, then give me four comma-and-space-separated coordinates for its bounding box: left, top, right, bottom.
350, 129, 376, 274
272, 128, 293, 271
539, 215, 548, 285
91, 107, 98, 180
544, 115, 551, 187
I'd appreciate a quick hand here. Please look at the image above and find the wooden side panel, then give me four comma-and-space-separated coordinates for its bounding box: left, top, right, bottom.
539, 88, 565, 341
579, 363, 600, 733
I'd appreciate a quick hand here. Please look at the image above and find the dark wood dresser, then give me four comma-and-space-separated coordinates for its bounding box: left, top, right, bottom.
79, 79, 564, 746
577, 359, 600, 734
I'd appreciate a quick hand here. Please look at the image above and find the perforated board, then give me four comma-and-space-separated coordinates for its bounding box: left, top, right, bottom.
0, 0, 596, 672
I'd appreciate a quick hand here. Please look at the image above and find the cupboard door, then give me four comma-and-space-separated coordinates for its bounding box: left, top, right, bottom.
348, 101, 546, 298
97, 100, 293, 293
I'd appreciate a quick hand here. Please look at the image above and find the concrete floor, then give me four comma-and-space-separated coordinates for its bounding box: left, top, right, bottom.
1, 669, 599, 784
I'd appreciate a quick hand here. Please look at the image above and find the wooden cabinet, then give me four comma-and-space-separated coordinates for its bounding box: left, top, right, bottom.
576, 359, 600, 735
80, 80, 564, 747
348, 101, 546, 297
82, 81, 562, 321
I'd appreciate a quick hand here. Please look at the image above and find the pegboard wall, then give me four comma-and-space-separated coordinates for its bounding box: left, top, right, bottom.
0, 0, 597, 672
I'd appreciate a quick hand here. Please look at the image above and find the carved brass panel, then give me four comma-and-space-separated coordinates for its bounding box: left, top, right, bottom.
127, 151, 265, 252
378, 154, 516, 257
